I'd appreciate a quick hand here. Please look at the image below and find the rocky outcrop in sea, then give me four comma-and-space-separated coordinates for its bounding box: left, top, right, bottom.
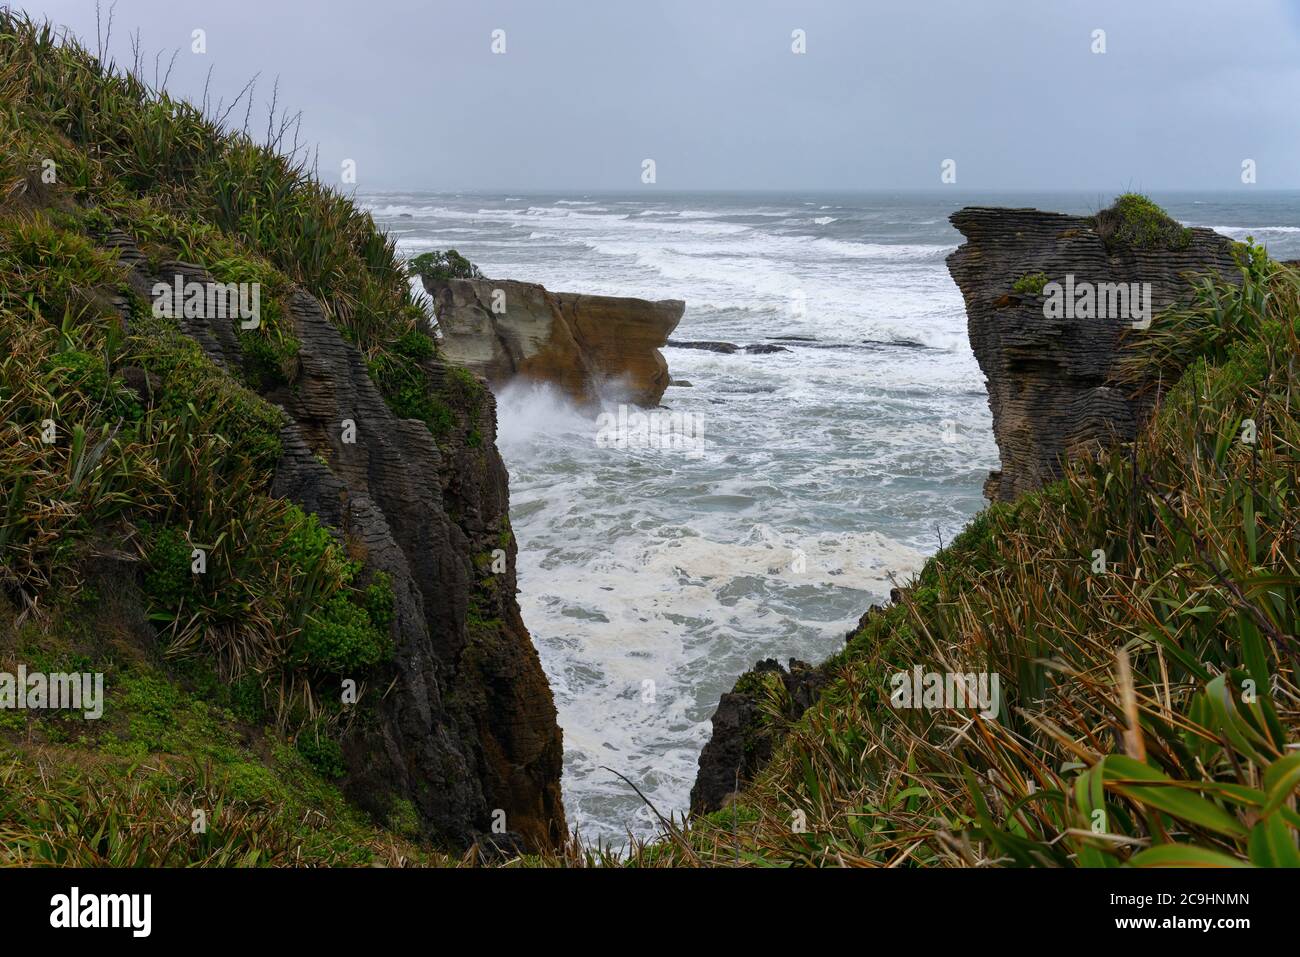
689, 658, 829, 816
424, 276, 684, 407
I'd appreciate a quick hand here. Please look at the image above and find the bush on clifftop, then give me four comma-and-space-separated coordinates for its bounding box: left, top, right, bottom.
1094, 192, 1193, 251
408, 249, 483, 283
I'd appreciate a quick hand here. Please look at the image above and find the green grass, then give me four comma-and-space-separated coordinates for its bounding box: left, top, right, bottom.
0, 593, 437, 866
1094, 192, 1193, 251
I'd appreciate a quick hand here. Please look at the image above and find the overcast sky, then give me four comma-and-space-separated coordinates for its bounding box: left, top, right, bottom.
21, 0, 1300, 191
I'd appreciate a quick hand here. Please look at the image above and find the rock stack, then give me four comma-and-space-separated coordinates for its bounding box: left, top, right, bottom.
424, 276, 683, 407
946, 206, 1240, 500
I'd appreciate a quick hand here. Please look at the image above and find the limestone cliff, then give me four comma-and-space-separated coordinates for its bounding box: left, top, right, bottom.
947, 204, 1240, 500
424, 276, 683, 407
105, 233, 566, 852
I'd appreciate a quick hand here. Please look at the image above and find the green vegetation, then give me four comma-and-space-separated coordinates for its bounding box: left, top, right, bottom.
0, 597, 436, 866
0, 11, 488, 863
627, 241, 1300, 867
296, 727, 347, 780
408, 249, 483, 283
296, 591, 392, 674
1093, 192, 1193, 251
366, 331, 491, 448
366, 329, 454, 436
0, 9, 433, 703
0, 10, 447, 429
1013, 271, 1049, 295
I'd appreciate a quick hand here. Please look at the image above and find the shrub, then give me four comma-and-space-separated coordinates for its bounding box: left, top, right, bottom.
296, 730, 346, 780
1013, 272, 1048, 295
364, 571, 395, 631
142, 525, 196, 611
394, 327, 435, 361
296, 593, 392, 674
408, 249, 482, 283
367, 349, 454, 437
1094, 193, 1192, 251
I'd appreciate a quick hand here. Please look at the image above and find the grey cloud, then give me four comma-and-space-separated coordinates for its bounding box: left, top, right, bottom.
25, 0, 1300, 190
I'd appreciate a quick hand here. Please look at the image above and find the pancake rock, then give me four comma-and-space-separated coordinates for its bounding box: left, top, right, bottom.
424, 276, 683, 407
105, 232, 566, 852
947, 205, 1240, 501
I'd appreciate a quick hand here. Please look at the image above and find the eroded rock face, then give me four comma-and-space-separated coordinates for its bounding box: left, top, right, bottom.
689, 659, 828, 816
947, 207, 1240, 500
107, 232, 566, 851
271, 292, 565, 852
424, 277, 683, 407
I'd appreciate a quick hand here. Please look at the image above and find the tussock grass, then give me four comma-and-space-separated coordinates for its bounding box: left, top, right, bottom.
0, 593, 436, 867
0, 10, 446, 860
0, 11, 412, 713
0, 745, 440, 867
0, 12, 422, 353
625, 248, 1300, 868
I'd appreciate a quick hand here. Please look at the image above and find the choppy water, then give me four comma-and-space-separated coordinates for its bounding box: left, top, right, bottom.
363, 189, 1300, 846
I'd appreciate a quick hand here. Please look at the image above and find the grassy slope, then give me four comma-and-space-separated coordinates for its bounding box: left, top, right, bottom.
0, 12, 492, 865
646, 230, 1300, 867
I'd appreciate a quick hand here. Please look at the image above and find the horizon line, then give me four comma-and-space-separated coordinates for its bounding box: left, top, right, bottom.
353, 185, 1299, 195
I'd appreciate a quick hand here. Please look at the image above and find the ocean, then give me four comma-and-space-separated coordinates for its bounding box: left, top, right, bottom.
361, 189, 1300, 846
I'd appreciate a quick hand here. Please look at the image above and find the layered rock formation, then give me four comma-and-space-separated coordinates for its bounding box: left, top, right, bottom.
690, 202, 1243, 818
689, 658, 828, 816
423, 276, 683, 407
105, 232, 566, 852
948, 206, 1240, 500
